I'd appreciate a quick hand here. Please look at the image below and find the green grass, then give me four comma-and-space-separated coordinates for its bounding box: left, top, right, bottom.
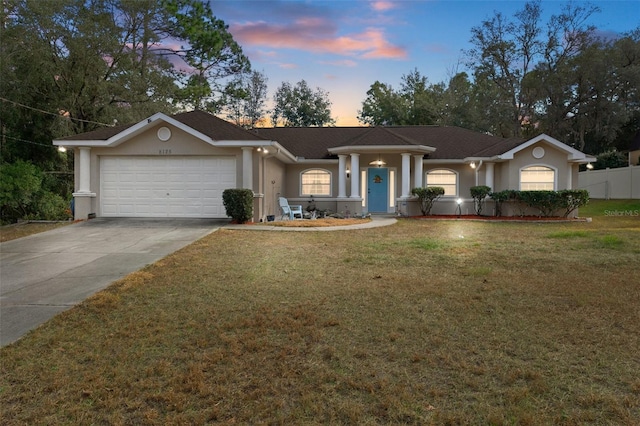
1, 205, 639, 425
547, 230, 590, 238
579, 198, 640, 217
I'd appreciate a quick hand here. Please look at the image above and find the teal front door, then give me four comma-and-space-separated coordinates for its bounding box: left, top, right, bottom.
368, 168, 388, 212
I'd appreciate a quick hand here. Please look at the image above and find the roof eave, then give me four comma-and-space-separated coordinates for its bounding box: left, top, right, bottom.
499, 134, 589, 160
54, 113, 216, 148
569, 155, 597, 164
423, 159, 468, 164
328, 145, 436, 155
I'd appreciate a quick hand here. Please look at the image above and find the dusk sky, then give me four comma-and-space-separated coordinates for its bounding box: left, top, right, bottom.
211, 0, 640, 126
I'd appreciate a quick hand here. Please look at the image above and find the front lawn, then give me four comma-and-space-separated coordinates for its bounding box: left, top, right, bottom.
1, 210, 639, 424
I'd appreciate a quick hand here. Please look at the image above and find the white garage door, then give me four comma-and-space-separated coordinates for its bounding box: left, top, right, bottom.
100, 156, 236, 218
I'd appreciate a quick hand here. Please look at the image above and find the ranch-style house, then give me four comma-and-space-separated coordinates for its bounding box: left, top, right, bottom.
54, 110, 596, 221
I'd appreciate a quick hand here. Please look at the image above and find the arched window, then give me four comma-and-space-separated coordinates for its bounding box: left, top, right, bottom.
301, 169, 331, 196
520, 166, 555, 190
425, 169, 457, 196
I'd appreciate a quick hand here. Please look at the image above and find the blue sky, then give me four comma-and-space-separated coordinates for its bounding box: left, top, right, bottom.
211, 0, 640, 125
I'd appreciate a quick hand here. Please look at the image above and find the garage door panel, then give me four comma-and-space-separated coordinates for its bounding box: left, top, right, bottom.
101, 156, 236, 218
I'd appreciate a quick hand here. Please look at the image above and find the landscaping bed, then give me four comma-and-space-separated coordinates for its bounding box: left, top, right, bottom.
410, 214, 590, 222
257, 217, 372, 227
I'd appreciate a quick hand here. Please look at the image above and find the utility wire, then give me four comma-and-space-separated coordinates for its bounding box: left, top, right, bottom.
0, 96, 112, 127
2, 134, 61, 150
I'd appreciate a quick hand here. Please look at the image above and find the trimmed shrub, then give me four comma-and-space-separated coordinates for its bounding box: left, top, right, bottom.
411, 187, 445, 216
489, 190, 517, 217
518, 190, 564, 217
470, 185, 491, 215
557, 189, 589, 218
489, 189, 589, 218
222, 188, 254, 223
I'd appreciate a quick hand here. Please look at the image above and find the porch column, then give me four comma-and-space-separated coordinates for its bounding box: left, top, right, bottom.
401, 153, 411, 198
338, 154, 347, 198
413, 154, 424, 188
242, 147, 253, 190
486, 162, 495, 191
78, 147, 91, 193
72, 146, 95, 220
350, 153, 360, 198
566, 164, 573, 189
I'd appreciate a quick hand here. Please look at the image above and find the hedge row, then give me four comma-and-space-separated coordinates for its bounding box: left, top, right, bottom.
488, 189, 589, 218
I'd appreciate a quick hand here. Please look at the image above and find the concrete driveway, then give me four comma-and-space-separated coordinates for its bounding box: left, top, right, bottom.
0, 218, 226, 347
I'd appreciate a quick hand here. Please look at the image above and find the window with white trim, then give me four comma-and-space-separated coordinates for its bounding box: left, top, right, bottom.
520, 166, 555, 190
426, 169, 457, 196
301, 169, 331, 196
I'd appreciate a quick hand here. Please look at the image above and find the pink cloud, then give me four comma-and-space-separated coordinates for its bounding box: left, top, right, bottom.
371, 1, 396, 12
359, 29, 408, 59
230, 19, 407, 60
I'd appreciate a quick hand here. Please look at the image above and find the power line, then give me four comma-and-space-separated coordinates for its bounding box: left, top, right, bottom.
0, 97, 112, 127
2, 134, 62, 150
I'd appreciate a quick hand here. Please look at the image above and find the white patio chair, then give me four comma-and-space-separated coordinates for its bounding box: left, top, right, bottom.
278, 197, 303, 220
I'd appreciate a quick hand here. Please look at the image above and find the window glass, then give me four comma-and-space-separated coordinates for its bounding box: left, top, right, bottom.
520, 166, 555, 190
301, 169, 331, 196
426, 169, 457, 196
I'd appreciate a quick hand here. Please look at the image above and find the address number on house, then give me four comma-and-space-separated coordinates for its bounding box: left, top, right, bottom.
159, 149, 172, 155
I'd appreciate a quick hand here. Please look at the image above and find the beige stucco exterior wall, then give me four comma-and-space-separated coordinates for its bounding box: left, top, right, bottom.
263, 157, 286, 220
504, 142, 572, 190
423, 163, 474, 196
76, 122, 261, 220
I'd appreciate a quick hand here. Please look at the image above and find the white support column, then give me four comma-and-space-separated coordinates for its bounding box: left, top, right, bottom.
338, 154, 347, 198
78, 147, 91, 193
73, 146, 95, 220
485, 162, 495, 191
567, 163, 573, 189
242, 147, 253, 190
350, 153, 360, 198
413, 154, 424, 188
401, 153, 411, 198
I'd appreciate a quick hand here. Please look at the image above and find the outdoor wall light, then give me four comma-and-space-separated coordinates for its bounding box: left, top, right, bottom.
57, 146, 67, 153
256, 147, 262, 152
586, 162, 594, 170
470, 161, 476, 169
346, 168, 351, 178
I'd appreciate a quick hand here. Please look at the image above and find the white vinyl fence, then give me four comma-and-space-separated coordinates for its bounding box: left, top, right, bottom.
578, 166, 640, 199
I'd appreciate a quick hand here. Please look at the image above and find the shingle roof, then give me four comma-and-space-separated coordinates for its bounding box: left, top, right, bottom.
60, 110, 265, 141
253, 127, 367, 159
59, 122, 134, 141
256, 125, 521, 160
59, 110, 527, 160
172, 110, 265, 141
384, 127, 525, 159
